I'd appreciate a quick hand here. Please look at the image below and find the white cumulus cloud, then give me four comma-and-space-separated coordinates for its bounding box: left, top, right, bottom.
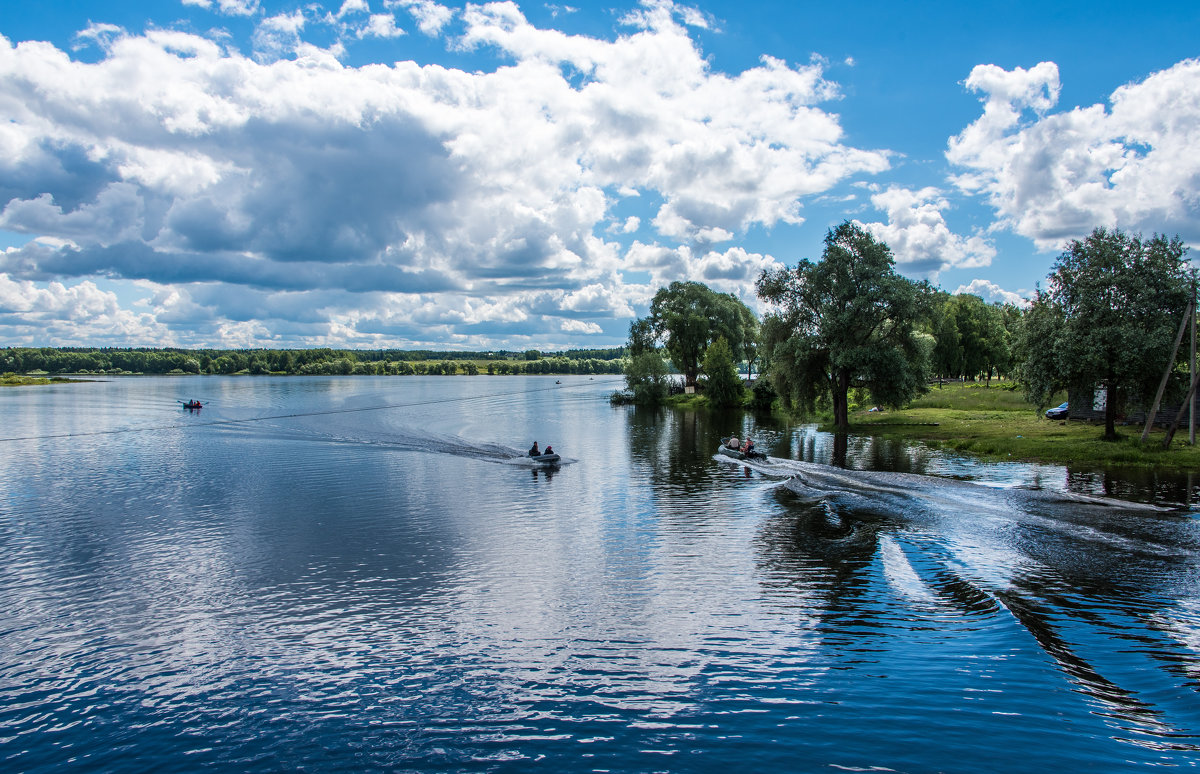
953, 279, 1030, 308
337, 0, 370, 18
358, 14, 405, 38
857, 186, 996, 279
387, 0, 453, 36
561, 318, 604, 334
182, 0, 261, 17
622, 242, 781, 306
0, 273, 170, 345
948, 58, 1200, 249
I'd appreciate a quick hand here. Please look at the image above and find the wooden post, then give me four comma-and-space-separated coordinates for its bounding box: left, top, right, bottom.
1141, 301, 1193, 441
1162, 363, 1200, 449
1190, 271, 1196, 445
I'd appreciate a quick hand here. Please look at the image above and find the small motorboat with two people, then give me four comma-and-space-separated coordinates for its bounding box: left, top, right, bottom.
527, 440, 561, 466
180, 399, 204, 410
718, 435, 767, 461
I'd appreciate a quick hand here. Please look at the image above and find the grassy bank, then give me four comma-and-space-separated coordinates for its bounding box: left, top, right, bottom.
1, 374, 83, 386
847, 382, 1200, 471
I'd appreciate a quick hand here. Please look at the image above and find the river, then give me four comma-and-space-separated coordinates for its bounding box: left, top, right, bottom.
1, 375, 1197, 772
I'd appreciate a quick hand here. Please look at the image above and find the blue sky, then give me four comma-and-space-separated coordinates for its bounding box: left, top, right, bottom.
2, 0, 1198, 350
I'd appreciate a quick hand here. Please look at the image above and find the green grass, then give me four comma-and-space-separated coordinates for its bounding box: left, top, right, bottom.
665, 393, 709, 410
844, 382, 1200, 471
1, 374, 80, 386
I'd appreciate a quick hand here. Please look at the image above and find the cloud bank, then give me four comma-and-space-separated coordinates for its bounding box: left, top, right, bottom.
0, 0, 890, 347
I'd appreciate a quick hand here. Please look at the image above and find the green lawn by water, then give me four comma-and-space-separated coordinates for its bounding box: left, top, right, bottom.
853, 382, 1200, 471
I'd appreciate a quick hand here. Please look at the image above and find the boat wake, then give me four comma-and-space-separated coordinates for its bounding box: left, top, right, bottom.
239, 417, 575, 467
381, 431, 575, 467
720, 453, 1174, 512
745, 455, 1200, 748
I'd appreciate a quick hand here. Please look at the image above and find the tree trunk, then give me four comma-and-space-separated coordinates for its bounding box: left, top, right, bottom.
1104, 383, 1118, 440
832, 369, 851, 430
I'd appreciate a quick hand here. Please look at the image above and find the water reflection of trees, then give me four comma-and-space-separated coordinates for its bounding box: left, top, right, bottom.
782, 425, 940, 474
624, 398, 1200, 749
1065, 467, 1197, 507
626, 405, 749, 496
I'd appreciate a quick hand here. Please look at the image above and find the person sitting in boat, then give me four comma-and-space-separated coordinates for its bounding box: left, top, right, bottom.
741, 438, 755, 454
544, 445, 553, 455
726, 436, 740, 450
529, 441, 540, 457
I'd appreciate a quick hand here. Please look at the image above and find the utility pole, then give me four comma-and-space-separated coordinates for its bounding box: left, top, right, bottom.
1163, 365, 1200, 449
1191, 268, 1197, 445
1141, 301, 1192, 442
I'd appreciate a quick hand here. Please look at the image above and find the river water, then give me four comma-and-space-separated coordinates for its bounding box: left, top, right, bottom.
1, 375, 1197, 772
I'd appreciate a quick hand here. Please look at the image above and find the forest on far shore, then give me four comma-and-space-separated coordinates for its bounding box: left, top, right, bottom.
1, 346, 627, 377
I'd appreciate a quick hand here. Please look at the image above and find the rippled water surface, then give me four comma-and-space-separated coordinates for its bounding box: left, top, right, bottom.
2, 375, 1198, 772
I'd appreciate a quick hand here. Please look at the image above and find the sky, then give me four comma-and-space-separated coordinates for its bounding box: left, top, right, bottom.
2, 1, 1199, 351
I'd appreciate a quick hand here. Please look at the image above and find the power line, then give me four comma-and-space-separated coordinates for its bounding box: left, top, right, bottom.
0, 377, 624, 443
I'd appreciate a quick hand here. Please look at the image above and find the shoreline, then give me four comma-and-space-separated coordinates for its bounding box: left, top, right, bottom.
666, 381, 1200, 473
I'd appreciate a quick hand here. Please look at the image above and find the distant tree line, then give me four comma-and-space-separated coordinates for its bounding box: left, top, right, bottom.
349, 347, 627, 363
1, 346, 626, 377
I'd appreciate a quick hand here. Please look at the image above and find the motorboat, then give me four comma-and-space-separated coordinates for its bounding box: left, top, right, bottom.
181, 400, 204, 410
530, 453, 560, 465
717, 437, 766, 460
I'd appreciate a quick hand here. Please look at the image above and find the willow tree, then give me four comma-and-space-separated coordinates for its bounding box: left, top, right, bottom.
756, 221, 928, 430
1018, 228, 1190, 440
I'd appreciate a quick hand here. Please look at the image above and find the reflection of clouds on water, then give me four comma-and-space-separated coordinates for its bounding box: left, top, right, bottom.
1147, 602, 1200, 687
879, 535, 939, 607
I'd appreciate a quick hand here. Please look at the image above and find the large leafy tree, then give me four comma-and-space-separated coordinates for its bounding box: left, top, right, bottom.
756, 221, 929, 430
638, 281, 758, 388
1017, 227, 1191, 439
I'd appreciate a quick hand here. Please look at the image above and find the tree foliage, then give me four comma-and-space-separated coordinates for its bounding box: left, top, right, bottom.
639, 281, 758, 388
701, 336, 743, 407
929, 295, 963, 380
925, 290, 1021, 384
624, 351, 671, 405
961, 296, 1012, 382
1016, 227, 1191, 439
756, 221, 929, 429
